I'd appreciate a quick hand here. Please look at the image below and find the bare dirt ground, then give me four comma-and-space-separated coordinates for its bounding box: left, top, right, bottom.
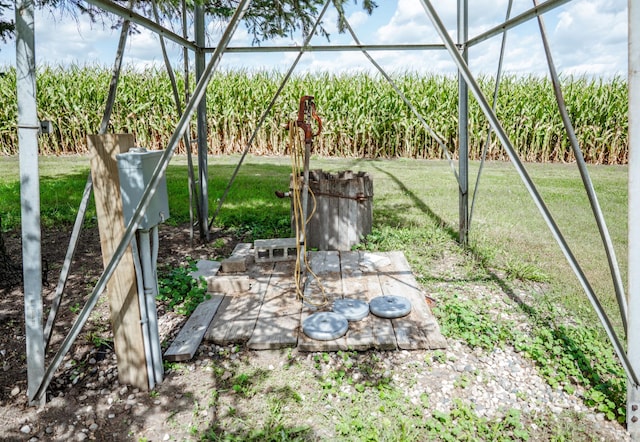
0, 224, 632, 441
0, 224, 237, 441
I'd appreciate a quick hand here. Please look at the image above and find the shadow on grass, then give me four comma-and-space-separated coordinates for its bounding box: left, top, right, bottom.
371, 163, 459, 242
368, 164, 626, 423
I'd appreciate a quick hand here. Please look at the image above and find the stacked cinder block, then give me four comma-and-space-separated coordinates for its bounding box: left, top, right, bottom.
254, 238, 298, 263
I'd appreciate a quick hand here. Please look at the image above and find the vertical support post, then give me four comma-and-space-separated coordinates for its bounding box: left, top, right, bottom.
195, 4, 209, 241
457, 0, 469, 246
15, 0, 44, 405
628, 0, 640, 436
88, 134, 148, 390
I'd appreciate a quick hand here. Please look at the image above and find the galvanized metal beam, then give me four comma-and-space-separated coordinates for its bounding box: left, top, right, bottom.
195, 4, 209, 241
15, 0, 44, 405
84, 0, 196, 51
208, 0, 332, 231
469, 0, 514, 230
628, 0, 640, 435
339, 15, 460, 185
533, 0, 627, 334
32, 0, 252, 403
457, 0, 469, 246
220, 43, 446, 53
44, 3, 132, 350
420, 0, 638, 386
467, 0, 571, 48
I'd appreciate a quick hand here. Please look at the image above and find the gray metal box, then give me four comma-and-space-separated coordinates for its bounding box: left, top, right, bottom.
116, 150, 170, 230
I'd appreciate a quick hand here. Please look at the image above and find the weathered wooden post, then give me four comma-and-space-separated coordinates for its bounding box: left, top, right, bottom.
88, 133, 148, 390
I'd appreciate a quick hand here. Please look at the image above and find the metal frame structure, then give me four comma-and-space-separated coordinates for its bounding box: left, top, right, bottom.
13, 0, 640, 438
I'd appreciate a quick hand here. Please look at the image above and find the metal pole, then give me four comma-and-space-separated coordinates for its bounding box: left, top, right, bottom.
533, 0, 627, 334
44, 6, 132, 349
130, 235, 155, 390
139, 229, 163, 385
195, 4, 209, 241
420, 0, 638, 386
457, 0, 469, 246
208, 1, 332, 231
627, 0, 640, 435
339, 16, 460, 185
469, 0, 514, 230
32, 0, 252, 402
15, 0, 44, 405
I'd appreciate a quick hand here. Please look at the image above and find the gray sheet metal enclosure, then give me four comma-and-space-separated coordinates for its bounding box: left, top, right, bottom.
12, 1, 640, 438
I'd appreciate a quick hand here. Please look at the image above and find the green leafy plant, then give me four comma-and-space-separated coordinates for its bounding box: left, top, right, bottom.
435, 295, 514, 350
69, 302, 81, 314
157, 259, 209, 316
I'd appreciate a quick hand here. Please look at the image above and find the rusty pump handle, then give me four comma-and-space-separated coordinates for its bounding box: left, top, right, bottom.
296, 95, 322, 143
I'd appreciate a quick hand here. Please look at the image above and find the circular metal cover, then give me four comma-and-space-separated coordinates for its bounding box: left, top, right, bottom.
302, 312, 349, 341
369, 295, 412, 319
333, 298, 369, 321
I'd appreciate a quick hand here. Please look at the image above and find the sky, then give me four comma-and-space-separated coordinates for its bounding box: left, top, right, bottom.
0, 0, 629, 78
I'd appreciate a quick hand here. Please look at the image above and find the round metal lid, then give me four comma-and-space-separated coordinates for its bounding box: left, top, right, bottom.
302, 312, 349, 341
369, 295, 412, 319
333, 298, 369, 321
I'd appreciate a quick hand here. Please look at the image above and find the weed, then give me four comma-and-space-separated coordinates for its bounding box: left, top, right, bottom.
157, 258, 209, 316
69, 302, 81, 314
435, 295, 514, 350
163, 361, 182, 373
87, 332, 112, 349
504, 259, 549, 282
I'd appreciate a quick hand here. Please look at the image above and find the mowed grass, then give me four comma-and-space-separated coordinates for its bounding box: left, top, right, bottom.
0, 154, 627, 332
0, 154, 630, 430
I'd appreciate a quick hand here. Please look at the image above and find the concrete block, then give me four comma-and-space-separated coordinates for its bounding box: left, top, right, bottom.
221, 255, 247, 273
208, 275, 252, 294
254, 238, 298, 263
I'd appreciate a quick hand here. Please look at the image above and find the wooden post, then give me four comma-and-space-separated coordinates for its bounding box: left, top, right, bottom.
88, 134, 148, 390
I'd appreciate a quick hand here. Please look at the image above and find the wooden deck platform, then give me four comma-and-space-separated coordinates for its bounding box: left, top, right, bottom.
203, 250, 447, 352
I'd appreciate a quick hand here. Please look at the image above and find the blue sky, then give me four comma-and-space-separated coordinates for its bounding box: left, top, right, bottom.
0, 0, 628, 77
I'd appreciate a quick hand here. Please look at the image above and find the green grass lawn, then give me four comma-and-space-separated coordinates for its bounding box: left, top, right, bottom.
0, 153, 630, 431
0, 154, 627, 332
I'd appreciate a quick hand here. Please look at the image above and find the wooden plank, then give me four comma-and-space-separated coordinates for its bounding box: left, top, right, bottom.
358, 174, 373, 240
359, 252, 397, 350
305, 171, 321, 250
337, 172, 351, 250
247, 261, 301, 350
88, 133, 148, 389
163, 296, 224, 361
327, 173, 339, 250
345, 173, 359, 248
297, 251, 348, 352
378, 251, 447, 349
339, 251, 374, 351
205, 263, 273, 345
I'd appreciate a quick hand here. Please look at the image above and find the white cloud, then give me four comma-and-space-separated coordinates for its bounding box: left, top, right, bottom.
0, 0, 629, 77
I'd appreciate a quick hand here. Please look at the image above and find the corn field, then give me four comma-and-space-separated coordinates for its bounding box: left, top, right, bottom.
0, 66, 628, 164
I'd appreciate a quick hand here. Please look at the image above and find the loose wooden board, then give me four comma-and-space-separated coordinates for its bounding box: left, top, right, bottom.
164, 296, 224, 362
377, 251, 446, 349
297, 251, 348, 352
205, 263, 273, 345
247, 261, 301, 350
